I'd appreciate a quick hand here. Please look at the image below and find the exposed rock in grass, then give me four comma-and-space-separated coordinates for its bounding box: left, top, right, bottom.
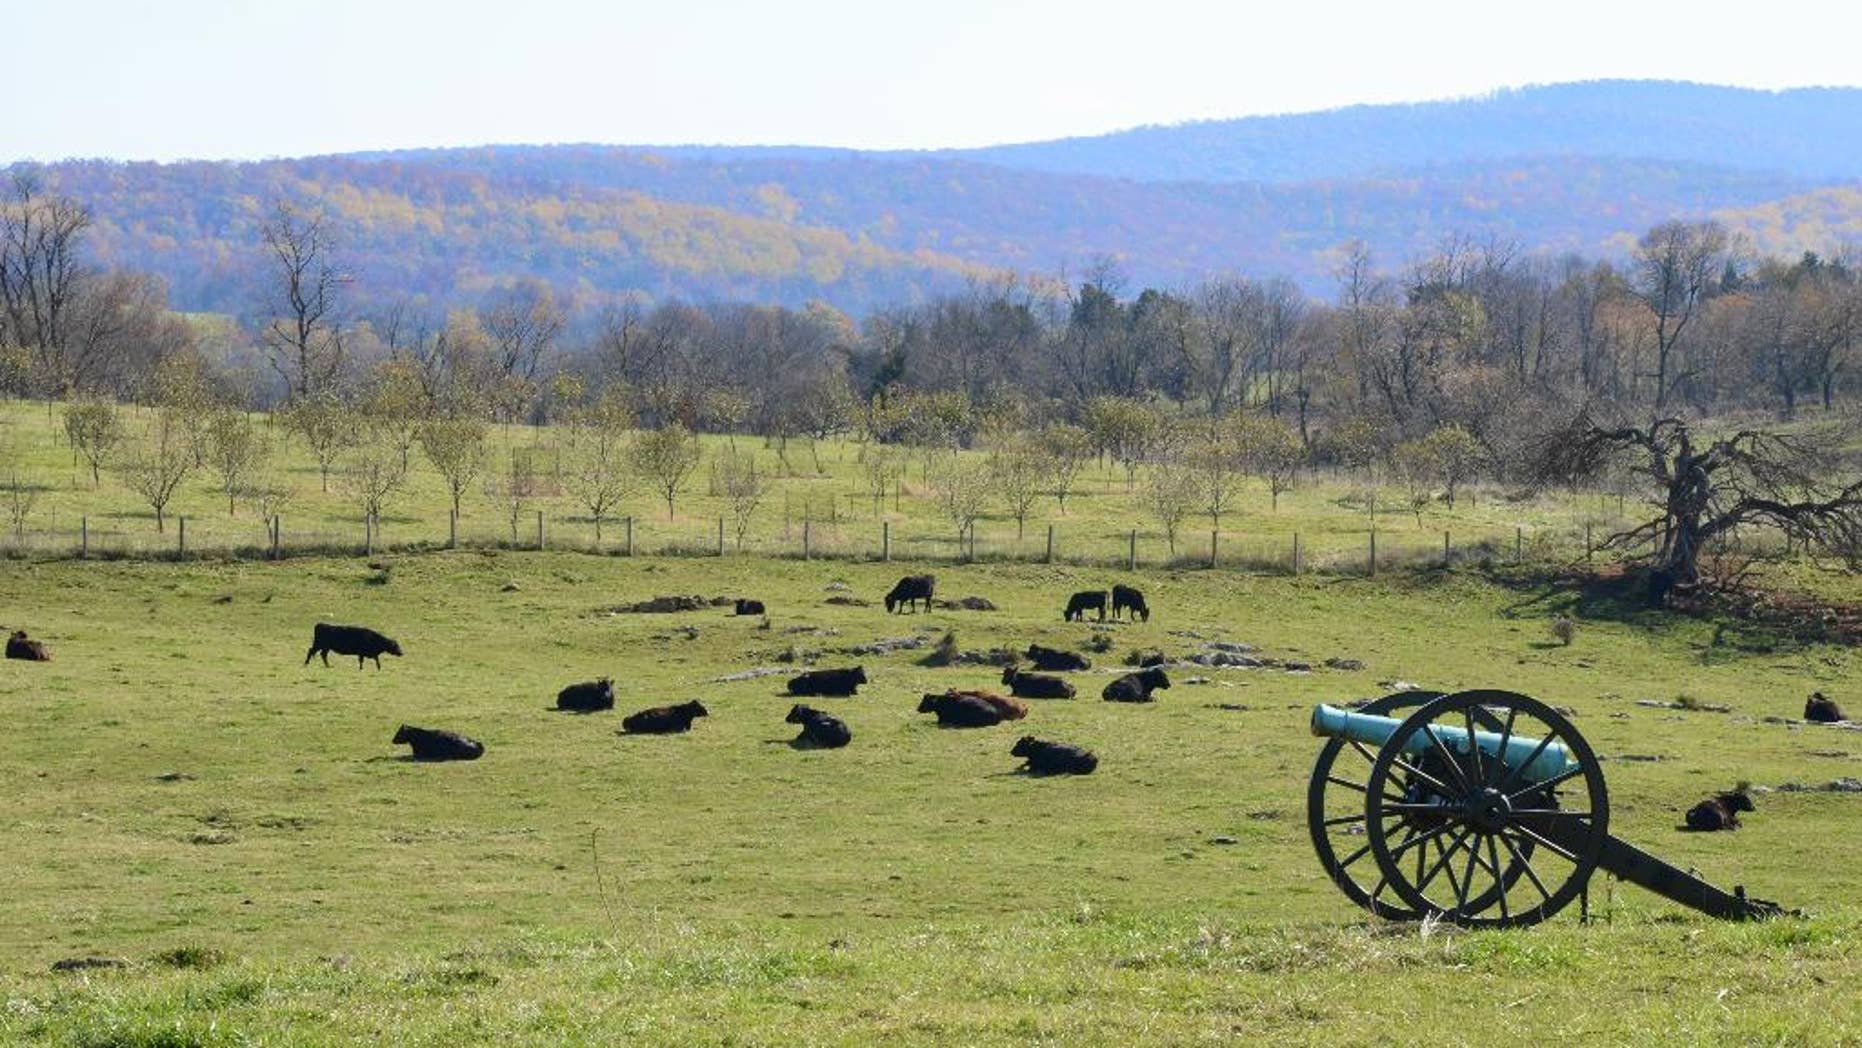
823, 581, 851, 592
920, 631, 960, 666
710, 667, 789, 682
1283, 661, 1313, 673
154, 771, 195, 782
1186, 651, 1265, 668
1602, 754, 1669, 762
1775, 778, 1862, 793
951, 648, 1019, 667
843, 635, 927, 656
1325, 658, 1365, 671
1204, 641, 1256, 654
1209, 836, 1239, 845
1636, 698, 1732, 713
1183, 676, 1211, 685
935, 596, 997, 611
500, 581, 520, 592
1378, 680, 1424, 692
612, 595, 712, 613
1084, 633, 1115, 653
1125, 648, 1167, 667
824, 596, 871, 607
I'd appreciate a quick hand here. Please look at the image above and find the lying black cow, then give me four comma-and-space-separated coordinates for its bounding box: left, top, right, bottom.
885, 574, 936, 614
786, 704, 852, 748
1103, 667, 1170, 703
917, 692, 1003, 728
1683, 788, 1755, 832
1001, 666, 1076, 699
5, 630, 51, 661
735, 599, 766, 616
1064, 590, 1107, 622
557, 678, 615, 712
1012, 736, 1098, 775
305, 623, 402, 669
787, 665, 867, 697
1111, 584, 1150, 623
622, 700, 709, 734
393, 725, 483, 761
1806, 692, 1848, 723
1025, 644, 1090, 671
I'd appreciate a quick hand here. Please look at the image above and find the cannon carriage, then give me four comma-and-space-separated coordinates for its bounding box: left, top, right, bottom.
1307, 689, 1785, 927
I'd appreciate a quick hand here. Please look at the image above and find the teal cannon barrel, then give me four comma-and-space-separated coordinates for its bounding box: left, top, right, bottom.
1310, 703, 1574, 784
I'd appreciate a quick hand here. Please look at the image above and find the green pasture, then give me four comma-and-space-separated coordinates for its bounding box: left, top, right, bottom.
0, 551, 1858, 1044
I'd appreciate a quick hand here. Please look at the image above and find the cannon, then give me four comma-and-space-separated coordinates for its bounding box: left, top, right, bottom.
1307, 689, 1787, 927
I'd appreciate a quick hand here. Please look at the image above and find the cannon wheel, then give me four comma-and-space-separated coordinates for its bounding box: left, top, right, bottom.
1364, 690, 1610, 928
1307, 691, 1532, 920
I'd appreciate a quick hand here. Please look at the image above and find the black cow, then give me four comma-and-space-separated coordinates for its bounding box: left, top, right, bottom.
1111, 584, 1150, 623
945, 689, 1028, 721
622, 700, 709, 734
787, 665, 868, 697
305, 623, 402, 669
392, 725, 483, 761
1025, 644, 1090, 671
1806, 692, 1848, 723
1684, 789, 1755, 832
1011, 736, 1098, 775
1000, 666, 1076, 699
917, 692, 1003, 728
557, 678, 615, 711
1102, 667, 1170, 703
735, 599, 766, 616
786, 704, 852, 748
5, 630, 51, 661
1064, 591, 1108, 622
885, 574, 936, 614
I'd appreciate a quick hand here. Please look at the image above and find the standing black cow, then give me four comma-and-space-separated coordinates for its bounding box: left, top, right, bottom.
885, 575, 937, 614
786, 704, 852, 748
787, 666, 868, 696
1064, 591, 1108, 622
1111, 584, 1150, 623
1011, 736, 1098, 775
305, 623, 402, 669
622, 700, 709, 734
557, 678, 615, 711
392, 725, 484, 761
1024, 644, 1090, 671
1102, 667, 1170, 703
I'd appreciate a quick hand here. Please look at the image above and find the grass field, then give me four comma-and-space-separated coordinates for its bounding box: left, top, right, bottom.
2, 550, 1860, 1045
0, 398, 1649, 569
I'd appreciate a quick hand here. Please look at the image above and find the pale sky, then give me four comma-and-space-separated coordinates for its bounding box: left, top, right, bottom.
7, 0, 1858, 162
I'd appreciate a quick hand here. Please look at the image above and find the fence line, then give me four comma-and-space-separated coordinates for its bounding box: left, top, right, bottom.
0, 507, 1782, 577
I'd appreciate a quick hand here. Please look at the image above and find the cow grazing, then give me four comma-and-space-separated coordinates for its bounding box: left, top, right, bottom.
392, 725, 484, 761
1011, 736, 1098, 775
787, 665, 868, 697
785, 704, 852, 748
557, 678, 615, 712
5, 630, 51, 661
946, 689, 1027, 721
1806, 692, 1848, 723
1064, 590, 1108, 622
917, 692, 1003, 728
1684, 788, 1755, 832
1102, 667, 1170, 703
622, 700, 709, 734
1000, 666, 1076, 700
1025, 644, 1090, 672
885, 574, 937, 614
735, 599, 766, 616
305, 623, 402, 669
1111, 584, 1150, 623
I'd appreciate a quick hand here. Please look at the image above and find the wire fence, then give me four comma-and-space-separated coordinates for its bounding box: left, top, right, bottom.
0, 504, 1802, 576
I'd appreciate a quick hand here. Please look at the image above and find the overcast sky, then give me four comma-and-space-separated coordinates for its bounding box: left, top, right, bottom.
8, 0, 1858, 162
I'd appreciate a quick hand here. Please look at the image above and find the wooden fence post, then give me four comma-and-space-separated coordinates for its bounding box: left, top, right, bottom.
537, 510, 545, 550
1515, 526, 1523, 564
625, 516, 634, 556
1585, 522, 1593, 563
178, 516, 187, 558
1127, 529, 1137, 571
271, 516, 280, 559
449, 509, 458, 549
1292, 532, 1301, 575
80, 516, 87, 559
882, 520, 891, 562
1368, 529, 1376, 577
803, 519, 812, 561
1209, 529, 1218, 569
364, 514, 372, 557
717, 517, 725, 556
1045, 524, 1054, 564
1443, 530, 1450, 567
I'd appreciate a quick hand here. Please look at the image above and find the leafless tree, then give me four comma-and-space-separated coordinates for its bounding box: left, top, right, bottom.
118, 413, 194, 532
1629, 221, 1729, 410
565, 394, 635, 541
62, 399, 121, 488
260, 201, 349, 400
204, 409, 269, 515
0, 173, 91, 396
481, 279, 565, 383
633, 423, 703, 521
420, 415, 489, 518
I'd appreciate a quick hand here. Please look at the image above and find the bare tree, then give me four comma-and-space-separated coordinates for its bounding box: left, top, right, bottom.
633, 423, 703, 520
1188, 424, 1244, 531
1236, 414, 1303, 511
565, 394, 635, 541
1040, 423, 1092, 513
0, 173, 91, 395
1630, 221, 1729, 409
4, 473, 38, 541
260, 201, 349, 400
715, 448, 767, 548
281, 394, 356, 492
988, 436, 1051, 540
240, 471, 297, 523
118, 413, 194, 532
342, 440, 409, 526
481, 279, 565, 383
1391, 438, 1437, 526
859, 444, 900, 517
62, 399, 121, 488
926, 449, 991, 551
1144, 453, 1200, 556
486, 448, 541, 546
420, 415, 489, 519
204, 409, 268, 515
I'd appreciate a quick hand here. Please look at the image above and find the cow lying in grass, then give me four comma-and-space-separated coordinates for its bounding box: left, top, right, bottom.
787, 666, 867, 697
622, 700, 709, 734
1024, 644, 1090, 671
945, 689, 1027, 721
1102, 667, 1170, 703
557, 678, 615, 712
1011, 736, 1098, 775
917, 692, 1003, 728
1684, 787, 1755, 831
735, 599, 766, 616
305, 623, 402, 669
786, 704, 852, 748
5, 630, 51, 661
1000, 667, 1076, 699
392, 725, 483, 761
1806, 692, 1848, 723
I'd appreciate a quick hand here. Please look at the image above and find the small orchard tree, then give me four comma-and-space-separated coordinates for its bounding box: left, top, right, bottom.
565, 393, 635, 541
282, 393, 356, 493
989, 436, 1052, 540
1420, 424, 1484, 508
927, 449, 991, 552
240, 471, 297, 523
485, 448, 541, 546
204, 410, 268, 515
859, 444, 900, 517
342, 440, 409, 526
419, 415, 489, 519
151, 351, 222, 467
62, 400, 122, 488
117, 414, 194, 532
715, 448, 767, 548
4, 473, 38, 541
1238, 415, 1304, 511
363, 358, 432, 472
633, 423, 703, 521
1145, 453, 1200, 556
1187, 425, 1244, 532
1040, 423, 1093, 513
1391, 439, 1437, 526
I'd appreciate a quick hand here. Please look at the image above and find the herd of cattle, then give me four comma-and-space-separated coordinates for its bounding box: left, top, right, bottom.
286, 575, 1163, 775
